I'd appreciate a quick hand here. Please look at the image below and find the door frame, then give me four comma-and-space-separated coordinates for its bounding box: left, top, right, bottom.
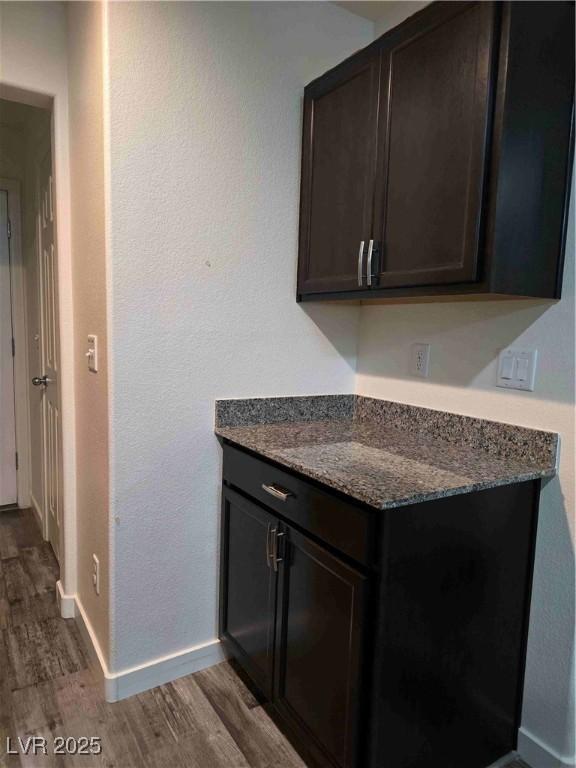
0, 83, 76, 610
0, 178, 31, 510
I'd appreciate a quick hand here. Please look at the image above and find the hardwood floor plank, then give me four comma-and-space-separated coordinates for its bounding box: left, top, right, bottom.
10, 679, 63, 737
115, 677, 252, 768
3, 559, 37, 604
19, 547, 59, 596
4, 618, 88, 690
0, 632, 17, 768
7, 593, 59, 631
0, 510, 43, 556
53, 669, 146, 768
194, 663, 307, 768
227, 659, 266, 711
0, 559, 9, 632
0, 527, 19, 561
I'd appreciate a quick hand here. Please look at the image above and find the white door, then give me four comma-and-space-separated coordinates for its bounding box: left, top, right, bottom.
35, 152, 63, 560
0, 190, 17, 507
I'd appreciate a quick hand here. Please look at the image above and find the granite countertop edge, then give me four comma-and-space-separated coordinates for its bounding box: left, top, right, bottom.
214, 395, 558, 511
215, 425, 555, 511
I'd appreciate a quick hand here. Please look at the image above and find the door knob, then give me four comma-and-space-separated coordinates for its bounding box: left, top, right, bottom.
32, 375, 49, 387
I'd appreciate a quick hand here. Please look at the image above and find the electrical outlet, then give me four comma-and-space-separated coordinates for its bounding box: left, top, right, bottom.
410, 343, 431, 378
92, 554, 100, 595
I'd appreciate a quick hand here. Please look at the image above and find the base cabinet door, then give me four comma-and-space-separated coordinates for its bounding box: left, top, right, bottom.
273, 524, 367, 768
220, 487, 278, 698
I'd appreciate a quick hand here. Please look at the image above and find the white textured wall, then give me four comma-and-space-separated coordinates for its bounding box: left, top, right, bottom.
359, 3, 575, 763
105, 1, 372, 671
67, 2, 110, 663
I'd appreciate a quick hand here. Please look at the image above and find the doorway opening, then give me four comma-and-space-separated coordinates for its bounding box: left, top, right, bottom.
0, 182, 18, 510
0, 96, 63, 565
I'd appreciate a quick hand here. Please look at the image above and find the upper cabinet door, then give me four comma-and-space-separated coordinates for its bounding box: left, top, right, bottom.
373, 2, 498, 288
297, 48, 380, 296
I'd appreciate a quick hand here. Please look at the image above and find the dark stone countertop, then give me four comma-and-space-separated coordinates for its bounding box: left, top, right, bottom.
215, 396, 558, 510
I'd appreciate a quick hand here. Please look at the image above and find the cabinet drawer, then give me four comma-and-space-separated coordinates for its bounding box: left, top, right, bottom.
222, 443, 374, 567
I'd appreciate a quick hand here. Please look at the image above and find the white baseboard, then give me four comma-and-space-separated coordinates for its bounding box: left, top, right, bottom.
519, 727, 575, 768
73, 595, 226, 703
56, 580, 76, 619
109, 637, 227, 702
73, 595, 109, 700
30, 492, 44, 532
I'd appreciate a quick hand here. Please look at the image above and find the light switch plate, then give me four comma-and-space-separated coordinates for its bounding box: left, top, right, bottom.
497, 348, 537, 391
87, 334, 98, 373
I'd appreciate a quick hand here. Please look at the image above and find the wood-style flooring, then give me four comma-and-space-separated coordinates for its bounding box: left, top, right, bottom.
0, 509, 532, 768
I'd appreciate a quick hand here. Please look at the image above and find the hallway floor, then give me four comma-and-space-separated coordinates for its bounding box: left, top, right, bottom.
0, 509, 531, 768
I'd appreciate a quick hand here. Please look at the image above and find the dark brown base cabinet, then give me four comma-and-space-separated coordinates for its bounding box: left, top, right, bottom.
297, 1, 574, 303
219, 442, 541, 768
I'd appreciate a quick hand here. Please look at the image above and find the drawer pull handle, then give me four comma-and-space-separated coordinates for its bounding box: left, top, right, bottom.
262, 483, 293, 502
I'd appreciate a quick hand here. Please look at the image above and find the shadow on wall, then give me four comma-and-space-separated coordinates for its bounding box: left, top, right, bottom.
353, 296, 574, 404
299, 301, 361, 376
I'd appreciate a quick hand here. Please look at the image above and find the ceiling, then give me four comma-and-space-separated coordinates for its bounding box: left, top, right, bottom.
334, 1, 430, 25
334, 1, 391, 22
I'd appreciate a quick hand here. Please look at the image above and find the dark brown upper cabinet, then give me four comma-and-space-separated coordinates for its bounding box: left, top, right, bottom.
374, 2, 495, 289
298, 48, 380, 294
297, 1, 574, 303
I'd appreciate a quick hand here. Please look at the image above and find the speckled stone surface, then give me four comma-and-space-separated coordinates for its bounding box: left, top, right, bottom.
355, 396, 558, 467
215, 396, 558, 510
215, 395, 355, 427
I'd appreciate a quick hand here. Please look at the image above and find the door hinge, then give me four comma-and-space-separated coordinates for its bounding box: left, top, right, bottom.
7, 218, 11, 239
15, 452, 18, 471
11, 338, 15, 357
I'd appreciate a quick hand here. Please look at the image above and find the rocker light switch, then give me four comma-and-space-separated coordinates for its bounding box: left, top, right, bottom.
500, 355, 515, 380
86, 334, 98, 373
497, 348, 537, 391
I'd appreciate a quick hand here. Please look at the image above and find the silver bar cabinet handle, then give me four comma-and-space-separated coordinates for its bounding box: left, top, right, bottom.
266, 523, 273, 568
262, 483, 292, 502
367, 239, 375, 287
357, 240, 365, 287
271, 530, 285, 572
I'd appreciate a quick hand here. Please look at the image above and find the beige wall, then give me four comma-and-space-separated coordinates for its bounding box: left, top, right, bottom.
66, 1, 110, 663
0, 1, 109, 662
0, 0, 77, 597
361, 3, 576, 763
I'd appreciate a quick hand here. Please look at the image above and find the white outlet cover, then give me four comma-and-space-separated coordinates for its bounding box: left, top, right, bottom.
497, 348, 537, 391
410, 343, 431, 378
